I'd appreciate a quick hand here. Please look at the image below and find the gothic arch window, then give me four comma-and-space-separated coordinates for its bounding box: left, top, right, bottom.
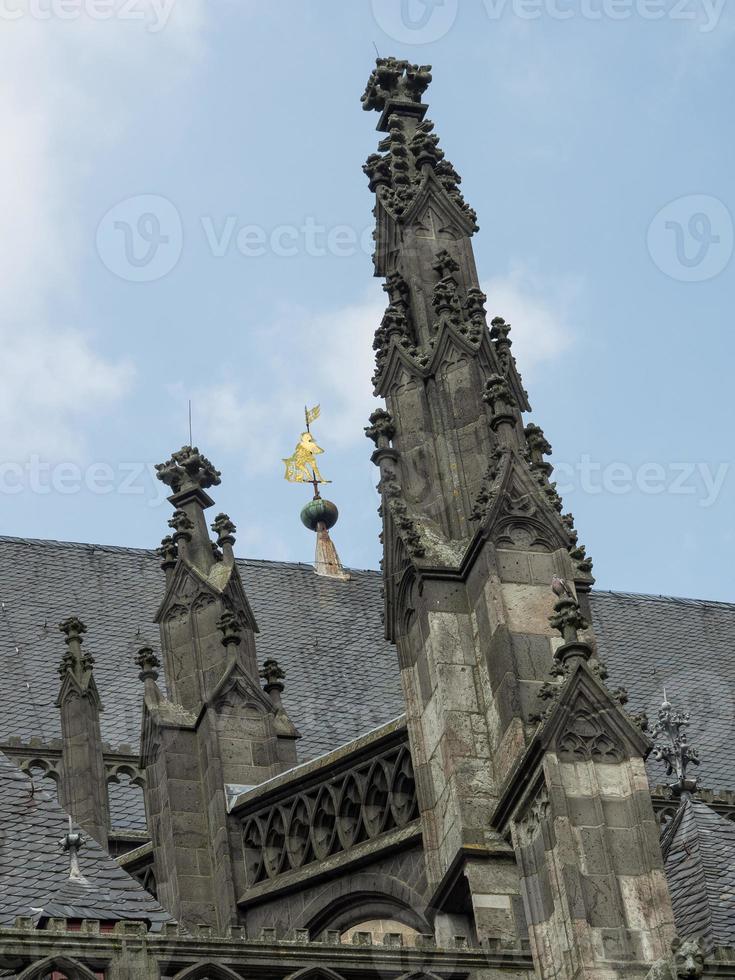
18, 957, 101, 980
171, 964, 242, 980
303, 882, 431, 940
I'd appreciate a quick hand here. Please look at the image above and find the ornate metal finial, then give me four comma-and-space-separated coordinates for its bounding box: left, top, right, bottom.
282, 404, 332, 500
59, 815, 86, 881
135, 647, 160, 683
155, 446, 222, 495
217, 610, 242, 648
365, 409, 396, 448
652, 691, 700, 799
211, 513, 237, 545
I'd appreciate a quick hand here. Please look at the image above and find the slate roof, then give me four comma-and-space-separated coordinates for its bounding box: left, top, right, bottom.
0, 751, 169, 928
661, 798, 735, 951
590, 590, 735, 792
0, 536, 734, 834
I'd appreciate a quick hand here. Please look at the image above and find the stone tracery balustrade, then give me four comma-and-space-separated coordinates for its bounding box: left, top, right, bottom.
236, 729, 418, 886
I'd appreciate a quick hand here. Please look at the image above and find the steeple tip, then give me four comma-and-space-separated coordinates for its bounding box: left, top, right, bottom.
361, 57, 432, 132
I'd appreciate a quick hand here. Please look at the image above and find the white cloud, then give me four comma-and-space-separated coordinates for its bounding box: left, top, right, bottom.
190, 264, 581, 477
0, 326, 134, 459
482, 264, 579, 382
189, 266, 579, 478
0, 0, 207, 460
188, 291, 384, 478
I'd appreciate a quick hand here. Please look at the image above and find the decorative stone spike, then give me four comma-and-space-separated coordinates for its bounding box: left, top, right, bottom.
217, 610, 243, 648
548, 594, 592, 668
135, 646, 160, 683
260, 658, 285, 711
157, 535, 178, 580
364, 408, 396, 448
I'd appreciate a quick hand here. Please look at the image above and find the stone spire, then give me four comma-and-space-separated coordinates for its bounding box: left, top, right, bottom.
139, 446, 300, 933
155, 445, 221, 574
361, 58, 671, 965
55, 617, 109, 848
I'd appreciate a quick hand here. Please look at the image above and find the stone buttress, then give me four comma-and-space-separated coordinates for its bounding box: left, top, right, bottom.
138, 446, 299, 932
56, 616, 110, 849
361, 57, 674, 974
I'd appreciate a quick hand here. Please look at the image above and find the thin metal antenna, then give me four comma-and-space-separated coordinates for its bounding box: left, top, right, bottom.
372, 41, 381, 58
188, 400, 193, 446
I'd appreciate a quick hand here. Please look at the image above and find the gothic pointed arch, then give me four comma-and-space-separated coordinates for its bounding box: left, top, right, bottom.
284, 968, 346, 980
300, 872, 431, 937
172, 962, 243, 980
18, 957, 99, 980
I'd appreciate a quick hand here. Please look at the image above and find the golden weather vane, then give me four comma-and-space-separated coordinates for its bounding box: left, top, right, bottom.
282, 404, 331, 499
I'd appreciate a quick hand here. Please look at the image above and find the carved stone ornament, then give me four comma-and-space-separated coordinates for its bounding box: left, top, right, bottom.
361, 57, 432, 112
211, 512, 237, 543
217, 610, 242, 648
364, 408, 396, 447
135, 646, 161, 682
644, 938, 706, 980
155, 445, 222, 493
515, 785, 550, 848
557, 695, 626, 763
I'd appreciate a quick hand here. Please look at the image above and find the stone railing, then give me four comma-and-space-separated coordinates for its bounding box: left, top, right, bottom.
233, 719, 418, 886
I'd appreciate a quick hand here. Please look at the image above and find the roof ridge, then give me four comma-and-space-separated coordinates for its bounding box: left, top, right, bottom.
0, 534, 380, 574
591, 589, 735, 611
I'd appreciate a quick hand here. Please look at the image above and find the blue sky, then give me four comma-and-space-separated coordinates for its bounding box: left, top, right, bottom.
1, 0, 732, 601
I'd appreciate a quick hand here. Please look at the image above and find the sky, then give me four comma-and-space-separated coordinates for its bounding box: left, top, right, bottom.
0, 0, 732, 601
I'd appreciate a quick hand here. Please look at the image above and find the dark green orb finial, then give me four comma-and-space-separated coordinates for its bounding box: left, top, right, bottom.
300, 497, 339, 532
